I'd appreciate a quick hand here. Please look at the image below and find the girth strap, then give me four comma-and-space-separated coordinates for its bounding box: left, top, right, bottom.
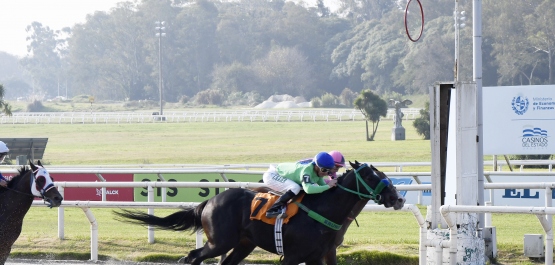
274, 215, 285, 255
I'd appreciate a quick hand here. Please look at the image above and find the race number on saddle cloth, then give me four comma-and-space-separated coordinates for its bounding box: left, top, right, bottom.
250, 192, 305, 225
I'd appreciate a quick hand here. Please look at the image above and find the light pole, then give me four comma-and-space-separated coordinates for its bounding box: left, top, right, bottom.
454, 2, 466, 82
155, 21, 166, 116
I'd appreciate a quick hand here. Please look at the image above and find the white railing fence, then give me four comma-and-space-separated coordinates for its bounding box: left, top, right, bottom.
1, 108, 423, 124
3, 159, 553, 173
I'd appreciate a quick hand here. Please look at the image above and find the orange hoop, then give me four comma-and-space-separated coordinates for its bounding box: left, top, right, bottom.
404, 0, 424, 42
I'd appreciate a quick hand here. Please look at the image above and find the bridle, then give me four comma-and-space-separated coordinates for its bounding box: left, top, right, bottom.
30, 167, 56, 198
336, 163, 391, 204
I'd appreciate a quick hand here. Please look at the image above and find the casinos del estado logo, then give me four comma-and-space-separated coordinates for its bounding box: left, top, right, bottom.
512, 96, 529, 115
521, 127, 548, 148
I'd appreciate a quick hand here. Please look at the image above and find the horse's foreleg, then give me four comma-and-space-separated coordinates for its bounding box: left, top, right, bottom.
0, 247, 11, 265
220, 239, 256, 265
323, 248, 337, 265
0, 255, 8, 265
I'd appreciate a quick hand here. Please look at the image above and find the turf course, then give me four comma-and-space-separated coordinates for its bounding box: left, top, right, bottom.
2, 120, 545, 264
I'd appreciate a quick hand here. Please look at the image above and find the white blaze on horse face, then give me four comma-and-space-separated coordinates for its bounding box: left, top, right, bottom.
31, 167, 55, 197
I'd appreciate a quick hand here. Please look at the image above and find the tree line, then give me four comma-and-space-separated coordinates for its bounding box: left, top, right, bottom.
1, 0, 554, 105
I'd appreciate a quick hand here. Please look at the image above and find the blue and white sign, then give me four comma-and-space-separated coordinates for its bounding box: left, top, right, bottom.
486, 174, 555, 207
483, 85, 555, 155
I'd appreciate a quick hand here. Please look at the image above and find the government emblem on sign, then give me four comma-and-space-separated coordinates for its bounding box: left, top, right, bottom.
511, 96, 529, 115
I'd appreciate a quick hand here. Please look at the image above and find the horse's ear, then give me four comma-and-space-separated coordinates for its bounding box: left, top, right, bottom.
29, 160, 37, 171
38, 160, 43, 167
350, 160, 360, 168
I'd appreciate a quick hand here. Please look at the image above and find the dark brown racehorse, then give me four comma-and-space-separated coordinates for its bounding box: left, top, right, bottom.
0, 161, 64, 264
116, 161, 405, 265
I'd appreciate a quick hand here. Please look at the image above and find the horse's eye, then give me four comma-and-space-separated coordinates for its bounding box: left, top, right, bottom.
35, 176, 46, 190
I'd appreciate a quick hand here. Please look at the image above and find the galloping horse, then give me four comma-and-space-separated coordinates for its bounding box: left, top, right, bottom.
116, 161, 405, 265
0, 161, 64, 264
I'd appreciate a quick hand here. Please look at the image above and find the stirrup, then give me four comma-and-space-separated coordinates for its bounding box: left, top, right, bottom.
266, 206, 286, 218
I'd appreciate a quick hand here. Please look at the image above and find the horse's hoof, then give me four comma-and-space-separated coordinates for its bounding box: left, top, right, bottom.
177, 256, 189, 263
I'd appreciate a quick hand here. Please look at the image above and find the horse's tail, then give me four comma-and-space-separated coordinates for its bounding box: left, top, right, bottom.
114, 200, 208, 232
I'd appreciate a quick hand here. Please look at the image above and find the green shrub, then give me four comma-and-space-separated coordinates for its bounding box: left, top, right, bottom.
194, 89, 224, 105
71, 95, 91, 103
178, 95, 190, 104
412, 101, 430, 139
311, 97, 321, 108
321, 92, 338, 107
26, 100, 44, 112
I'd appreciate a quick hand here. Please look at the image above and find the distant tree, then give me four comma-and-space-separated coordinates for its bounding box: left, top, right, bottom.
252, 46, 314, 98
315, 0, 330, 17
320, 92, 338, 107
413, 101, 430, 139
20, 22, 63, 98
353, 89, 387, 141
0, 84, 12, 116
336, 0, 394, 23
210, 62, 258, 95
339, 87, 357, 107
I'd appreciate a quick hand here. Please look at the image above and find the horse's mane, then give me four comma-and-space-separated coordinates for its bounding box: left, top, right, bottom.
5, 166, 30, 189
336, 168, 352, 185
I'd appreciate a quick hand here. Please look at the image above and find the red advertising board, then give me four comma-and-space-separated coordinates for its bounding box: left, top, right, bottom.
50, 173, 134, 201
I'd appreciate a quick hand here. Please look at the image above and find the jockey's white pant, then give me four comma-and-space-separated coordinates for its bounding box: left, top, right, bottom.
262, 165, 301, 195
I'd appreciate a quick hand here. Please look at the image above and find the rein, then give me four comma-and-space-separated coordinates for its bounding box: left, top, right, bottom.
336, 163, 389, 203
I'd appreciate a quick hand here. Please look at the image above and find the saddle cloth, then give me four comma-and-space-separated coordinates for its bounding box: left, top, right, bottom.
249, 192, 305, 225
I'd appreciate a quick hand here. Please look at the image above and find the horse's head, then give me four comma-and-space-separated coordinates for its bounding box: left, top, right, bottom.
340, 161, 405, 210
29, 160, 63, 208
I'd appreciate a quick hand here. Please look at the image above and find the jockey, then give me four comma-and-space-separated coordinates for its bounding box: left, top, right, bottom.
298, 150, 346, 184
328, 150, 346, 181
263, 152, 338, 218
0, 141, 9, 187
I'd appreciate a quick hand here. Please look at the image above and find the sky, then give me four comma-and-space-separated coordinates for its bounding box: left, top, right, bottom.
0, 0, 121, 57
0, 0, 336, 58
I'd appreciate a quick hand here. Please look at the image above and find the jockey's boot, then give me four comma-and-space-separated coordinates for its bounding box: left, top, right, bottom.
265, 190, 296, 218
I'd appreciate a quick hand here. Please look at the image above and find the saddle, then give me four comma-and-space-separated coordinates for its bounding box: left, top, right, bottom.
250, 192, 305, 225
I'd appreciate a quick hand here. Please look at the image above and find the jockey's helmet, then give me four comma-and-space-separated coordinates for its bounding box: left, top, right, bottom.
328, 150, 345, 167
312, 152, 335, 170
